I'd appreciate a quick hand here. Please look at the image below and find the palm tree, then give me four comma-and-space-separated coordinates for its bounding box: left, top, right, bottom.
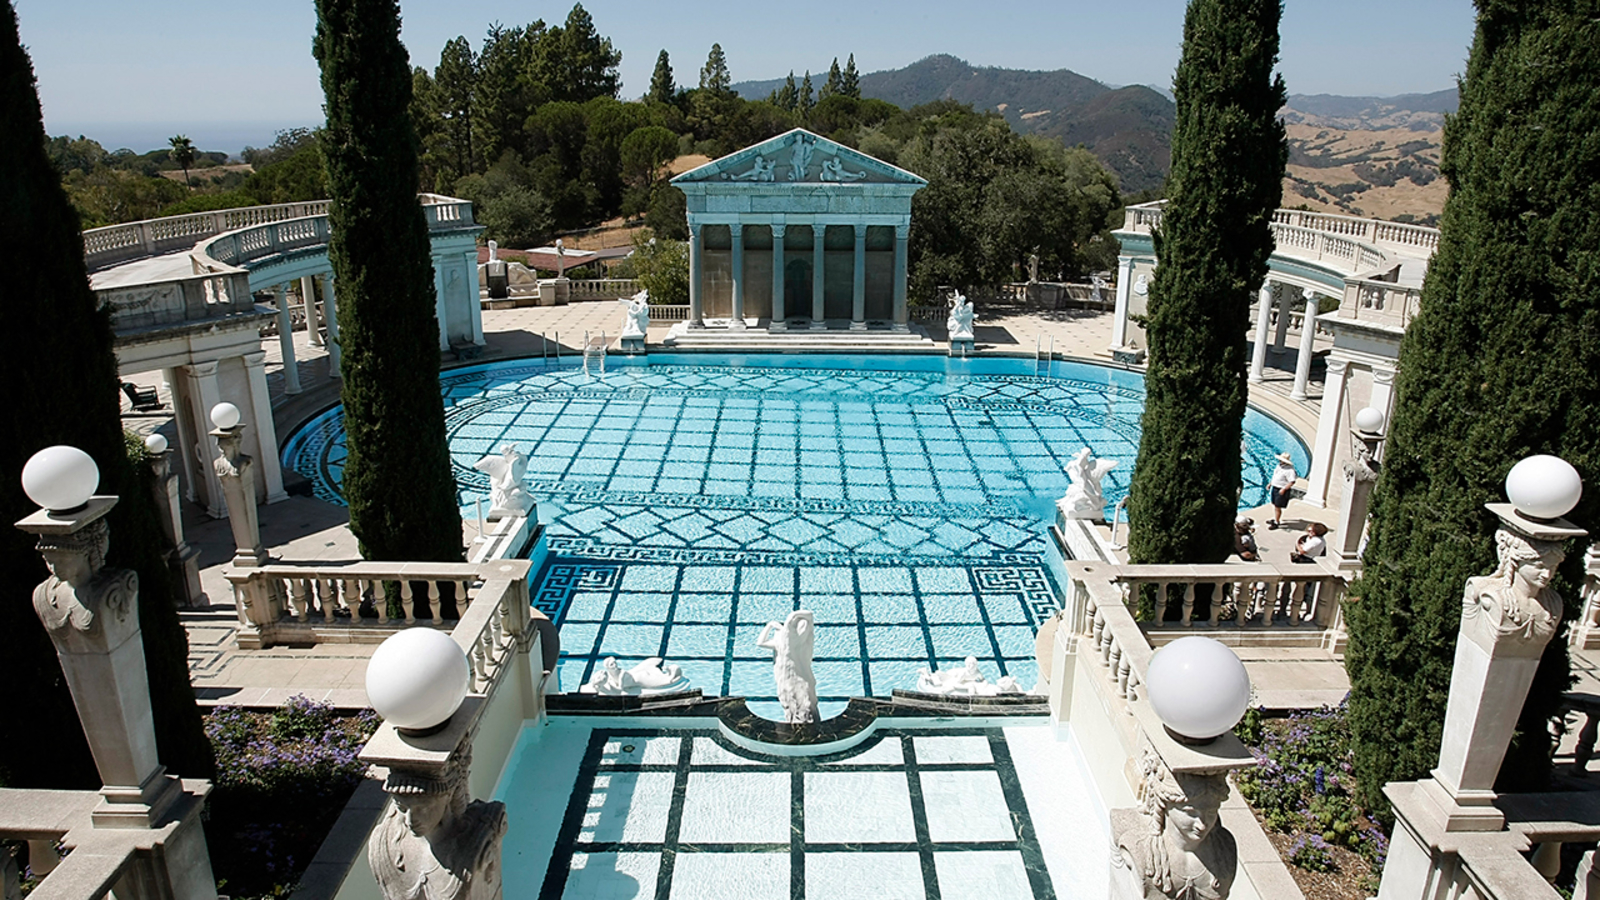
168, 134, 195, 189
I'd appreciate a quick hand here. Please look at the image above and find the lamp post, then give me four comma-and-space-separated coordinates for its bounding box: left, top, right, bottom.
1334, 406, 1386, 571
14, 447, 219, 899
360, 629, 507, 900
210, 401, 265, 567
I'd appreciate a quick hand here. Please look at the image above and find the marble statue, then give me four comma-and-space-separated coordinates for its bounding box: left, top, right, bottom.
1061, 448, 1119, 521
370, 753, 507, 900
472, 445, 534, 519
819, 157, 866, 182
580, 656, 690, 696
33, 520, 136, 654
757, 610, 819, 724
1462, 528, 1568, 649
1091, 275, 1108, 304
789, 135, 815, 181
730, 156, 776, 181
487, 240, 499, 261
1111, 750, 1236, 900
619, 289, 650, 339
946, 292, 975, 340
1133, 273, 1149, 296
916, 656, 1024, 696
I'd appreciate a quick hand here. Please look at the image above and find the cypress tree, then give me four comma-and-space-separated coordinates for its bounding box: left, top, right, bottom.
0, 0, 212, 787
314, 0, 465, 568
1125, 0, 1286, 571
1345, 0, 1600, 813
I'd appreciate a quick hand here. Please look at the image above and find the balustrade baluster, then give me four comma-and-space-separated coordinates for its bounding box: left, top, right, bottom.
1237, 581, 1255, 627
472, 641, 488, 692
292, 577, 311, 622
459, 580, 472, 612
399, 580, 415, 624
1181, 582, 1197, 627
372, 580, 389, 624
1107, 642, 1122, 684
427, 580, 442, 622
1156, 582, 1169, 623
1117, 656, 1132, 698
322, 578, 337, 623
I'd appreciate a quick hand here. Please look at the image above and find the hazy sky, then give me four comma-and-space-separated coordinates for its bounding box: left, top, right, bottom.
17, 0, 1476, 153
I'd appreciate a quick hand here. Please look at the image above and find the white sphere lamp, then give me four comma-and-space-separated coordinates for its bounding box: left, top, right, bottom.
1353, 406, 1386, 435
21, 446, 100, 513
1505, 454, 1582, 521
144, 433, 169, 455
1145, 636, 1252, 743
366, 628, 471, 733
210, 402, 242, 431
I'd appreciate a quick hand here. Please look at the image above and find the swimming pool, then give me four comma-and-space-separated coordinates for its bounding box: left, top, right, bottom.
283, 354, 1308, 709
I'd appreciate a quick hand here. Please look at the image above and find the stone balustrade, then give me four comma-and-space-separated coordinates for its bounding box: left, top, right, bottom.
1337, 276, 1424, 333
1110, 561, 1346, 631
450, 561, 534, 694
1068, 566, 1151, 704
194, 196, 474, 273
224, 558, 533, 649
565, 278, 640, 301
99, 266, 259, 334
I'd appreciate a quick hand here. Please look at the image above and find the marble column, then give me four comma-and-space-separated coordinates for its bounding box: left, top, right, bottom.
464, 251, 484, 345
730, 224, 746, 330
893, 223, 910, 332
1110, 256, 1133, 350
323, 272, 342, 377
275, 283, 302, 395
770, 222, 787, 332
1271, 283, 1293, 353
850, 222, 867, 331
811, 224, 826, 329
243, 351, 288, 504
1369, 367, 1397, 461
1304, 357, 1350, 508
1249, 283, 1274, 383
181, 361, 227, 518
688, 222, 704, 328
1290, 291, 1319, 401
163, 367, 201, 506
301, 275, 322, 347
432, 255, 450, 351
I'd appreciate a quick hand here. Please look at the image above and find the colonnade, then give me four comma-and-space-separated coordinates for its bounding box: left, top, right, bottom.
1247, 280, 1325, 401
685, 219, 912, 332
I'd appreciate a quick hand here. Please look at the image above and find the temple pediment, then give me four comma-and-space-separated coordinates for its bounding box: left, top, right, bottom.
672, 129, 926, 187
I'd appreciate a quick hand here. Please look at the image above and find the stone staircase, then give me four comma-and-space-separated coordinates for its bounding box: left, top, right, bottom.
661, 320, 940, 353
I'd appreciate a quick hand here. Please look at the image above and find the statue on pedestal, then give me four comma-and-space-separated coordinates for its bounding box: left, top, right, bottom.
619, 289, 650, 339
757, 610, 819, 724
946, 292, 975, 341
1462, 528, 1567, 649
1111, 750, 1236, 900
33, 520, 136, 651
371, 752, 507, 900
1061, 447, 1119, 521
472, 445, 534, 520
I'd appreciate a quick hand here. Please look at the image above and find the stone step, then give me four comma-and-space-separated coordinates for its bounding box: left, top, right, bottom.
661, 321, 941, 353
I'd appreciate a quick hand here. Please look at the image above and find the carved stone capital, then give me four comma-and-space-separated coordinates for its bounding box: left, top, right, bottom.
369, 749, 508, 900
1111, 748, 1238, 899
1459, 528, 1567, 655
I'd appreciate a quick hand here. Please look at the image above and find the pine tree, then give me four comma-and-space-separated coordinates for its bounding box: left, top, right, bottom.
314, 0, 465, 570
699, 42, 730, 95
533, 3, 620, 104
1345, 0, 1600, 813
1125, 0, 1286, 573
473, 21, 540, 166
648, 49, 674, 104
434, 36, 477, 178
776, 71, 798, 111
799, 70, 815, 114
841, 54, 860, 99
0, 0, 212, 787
821, 57, 842, 100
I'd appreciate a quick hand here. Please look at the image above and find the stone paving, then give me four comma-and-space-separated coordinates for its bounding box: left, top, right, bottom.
128, 297, 1356, 710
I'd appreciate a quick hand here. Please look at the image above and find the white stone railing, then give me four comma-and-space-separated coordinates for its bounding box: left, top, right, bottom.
1118, 201, 1440, 277
1108, 561, 1346, 631
195, 196, 475, 274
1336, 276, 1424, 333
98, 265, 260, 334
224, 559, 532, 650
566, 278, 640, 301
651, 304, 690, 322
84, 195, 474, 272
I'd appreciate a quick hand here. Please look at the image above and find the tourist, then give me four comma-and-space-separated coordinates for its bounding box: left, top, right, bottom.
1267, 452, 1296, 529
1291, 522, 1328, 563
1233, 516, 1258, 561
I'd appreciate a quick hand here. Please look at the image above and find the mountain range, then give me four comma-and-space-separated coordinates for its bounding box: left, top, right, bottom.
733, 55, 1456, 219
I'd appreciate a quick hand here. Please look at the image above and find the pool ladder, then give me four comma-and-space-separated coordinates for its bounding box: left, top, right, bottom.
1034, 335, 1055, 375
539, 331, 560, 363
583, 331, 606, 376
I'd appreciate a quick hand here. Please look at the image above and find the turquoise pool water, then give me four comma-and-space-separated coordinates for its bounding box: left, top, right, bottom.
283, 354, 1309, 709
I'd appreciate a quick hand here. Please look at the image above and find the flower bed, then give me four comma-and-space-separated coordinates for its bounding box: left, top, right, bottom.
1234, 704, 1388, 900
205, 697, 377, 899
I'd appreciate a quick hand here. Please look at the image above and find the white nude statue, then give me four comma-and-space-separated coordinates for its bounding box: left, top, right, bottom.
619, 289, 650, 339
947, 292, 975, 340
916, 656, 1024, 696
472, 444, 534, 519
1111, 751, 1237, 900
580, 657, 690, 696
757, 610, 819, 724
1061, 447, 1119, 521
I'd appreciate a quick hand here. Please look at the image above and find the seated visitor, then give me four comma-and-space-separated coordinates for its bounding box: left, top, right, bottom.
1291, 522, 1328, 563
1233, 516, 1258, 561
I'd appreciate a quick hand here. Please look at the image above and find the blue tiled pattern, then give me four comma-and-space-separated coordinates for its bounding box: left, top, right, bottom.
280, 355, 1311, 701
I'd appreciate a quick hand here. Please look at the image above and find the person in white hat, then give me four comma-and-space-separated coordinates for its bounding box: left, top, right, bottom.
1267, 451, 1296, 529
